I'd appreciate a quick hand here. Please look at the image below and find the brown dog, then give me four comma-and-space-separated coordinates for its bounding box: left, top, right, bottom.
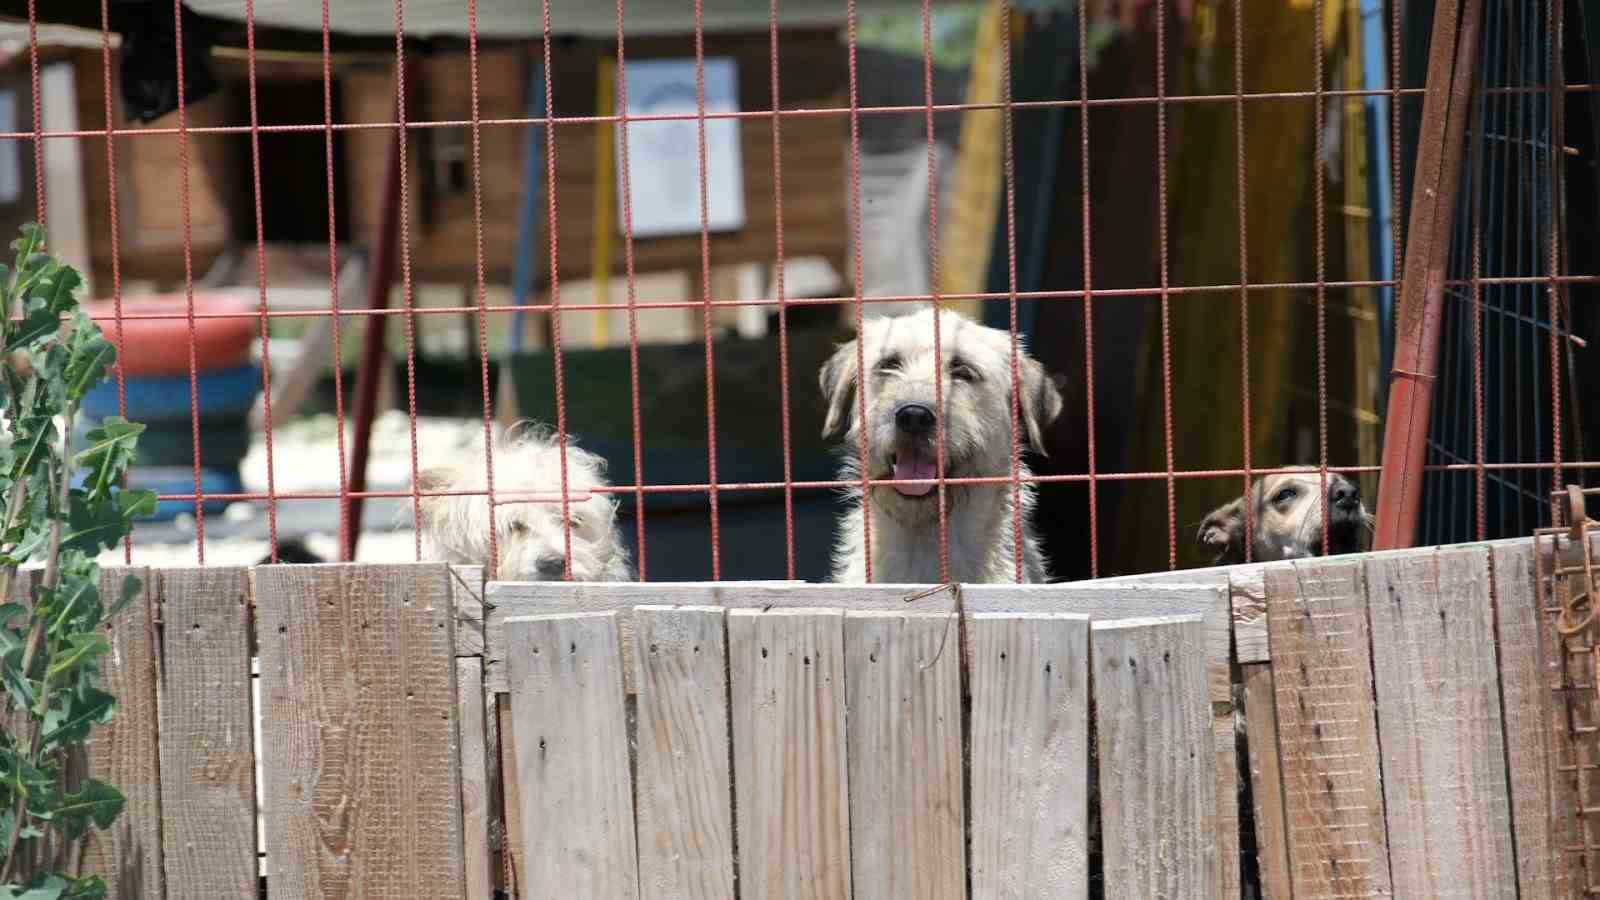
1197, 467, 1374, 565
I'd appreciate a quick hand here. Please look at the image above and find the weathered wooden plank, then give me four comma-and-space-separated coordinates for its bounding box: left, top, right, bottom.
1494, 539, 1580, 898
482, 683, 503, 898
1366, 547, 1516, 897
1090, 564, 1267, 662
485, 580, 1228, 694
1092, 616, 1219, 898
1265, 559, 1392, 898
1100, 537, 1540, 664
1241, 662, 1293, 900
632, 606, 736, 900
969, 579, 1238, 894
78, 567, 164, 900
968, 612, 1090, 900
844, 611, 965, 899
456, 657, 493, 900
505, 612, 637, 899
1228, 567, 1269, 663
494, 693, 521, 895
728, 608, 851, 900
451, 564, 485, 657
155, 566, 257, 900
255, 563, 465, 898
1211, 704, 1241, 900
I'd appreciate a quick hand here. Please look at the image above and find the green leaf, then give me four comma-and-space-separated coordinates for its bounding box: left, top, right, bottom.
9, 225, 43, 269
0, 650, 35, 712
33, 267, 82, 317
8, 309, 60, 355
46, 780, 122, 838
8, 416, 55, 485
75, 420, 144, 500
39, 687, 114, 753
62, 876, 106, 900
74, 418, 143, 471
62, 496, 122, 557
0, 226, 142, 891
43, 633, 109, 683
116, 489, 156, 523
0, 747, 51, 795
106, 575, 143, 620
62, 326, 115, 403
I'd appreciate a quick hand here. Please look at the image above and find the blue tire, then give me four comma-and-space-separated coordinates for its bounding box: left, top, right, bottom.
82, 364, 261, 421
130, 466, 245, 521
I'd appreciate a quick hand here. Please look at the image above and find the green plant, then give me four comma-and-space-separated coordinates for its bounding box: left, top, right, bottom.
0, 225, 155, 899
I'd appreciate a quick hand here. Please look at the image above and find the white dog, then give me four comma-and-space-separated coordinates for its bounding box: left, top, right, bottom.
1196, 467, 1375, 565
821, 308, 1064, 583
415, 423, 632, 581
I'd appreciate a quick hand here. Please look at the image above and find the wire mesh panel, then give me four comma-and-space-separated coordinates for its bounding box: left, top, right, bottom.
0, 0, 1593, 582
1420, 0, 1592, 547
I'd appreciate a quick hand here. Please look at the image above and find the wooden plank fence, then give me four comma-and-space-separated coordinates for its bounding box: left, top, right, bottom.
29, 534, 1594, 898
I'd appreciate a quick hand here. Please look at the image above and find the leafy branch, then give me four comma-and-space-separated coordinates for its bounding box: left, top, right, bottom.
0, 225, 155, 900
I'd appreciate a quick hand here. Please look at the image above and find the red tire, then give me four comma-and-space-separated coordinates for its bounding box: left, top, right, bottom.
84, 294, 257, 378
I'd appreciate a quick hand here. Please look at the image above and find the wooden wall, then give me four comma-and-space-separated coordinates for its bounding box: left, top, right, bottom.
53, 30, 851, 293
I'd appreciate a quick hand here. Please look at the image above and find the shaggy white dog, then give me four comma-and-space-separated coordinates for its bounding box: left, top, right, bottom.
821, 308, 1065, 584
415, 424, 632, 581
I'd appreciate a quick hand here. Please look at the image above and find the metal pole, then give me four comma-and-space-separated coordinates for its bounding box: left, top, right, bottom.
1372, 0, 1484, 549
342, 61, 413, 562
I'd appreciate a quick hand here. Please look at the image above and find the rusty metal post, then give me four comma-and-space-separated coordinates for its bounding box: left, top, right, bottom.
342, 61, 414, 562
1372, 0, 1485, 550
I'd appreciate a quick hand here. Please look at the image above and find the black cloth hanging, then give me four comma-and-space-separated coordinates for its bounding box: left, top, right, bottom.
115, 0, 220, 123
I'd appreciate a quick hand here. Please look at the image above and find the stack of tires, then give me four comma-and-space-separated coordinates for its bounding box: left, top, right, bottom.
79, 295, 260, 520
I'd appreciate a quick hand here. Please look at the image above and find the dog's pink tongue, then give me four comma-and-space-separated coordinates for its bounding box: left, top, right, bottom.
893, 450, 937, 496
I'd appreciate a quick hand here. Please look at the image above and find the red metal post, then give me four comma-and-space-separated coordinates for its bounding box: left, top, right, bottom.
1372, 0, 1484, 550
341, 63, 412, 562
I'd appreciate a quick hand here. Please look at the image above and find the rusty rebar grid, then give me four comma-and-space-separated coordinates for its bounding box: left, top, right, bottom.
1536, 485, 1600, 893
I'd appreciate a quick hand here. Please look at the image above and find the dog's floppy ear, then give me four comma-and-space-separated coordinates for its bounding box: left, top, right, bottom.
819, 339, 859, 438
1018, 356, 1065, 455
1197, 496, 1246, 564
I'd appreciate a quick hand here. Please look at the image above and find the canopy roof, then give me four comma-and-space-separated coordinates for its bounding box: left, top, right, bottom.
1, 0, 971, 47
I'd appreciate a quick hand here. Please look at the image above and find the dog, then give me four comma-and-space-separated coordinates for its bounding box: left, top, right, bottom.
1196, 467, 1374, 565
415, 423, 632, 581
820, 308, 1065, 583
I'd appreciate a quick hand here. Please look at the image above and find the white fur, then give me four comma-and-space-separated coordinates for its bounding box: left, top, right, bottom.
821, 308, 1064, 584
414, 423, 631, 582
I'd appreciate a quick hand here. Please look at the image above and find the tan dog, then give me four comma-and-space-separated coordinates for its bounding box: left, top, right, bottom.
1197, 467, 1374, 565
820, 308, 1064, 583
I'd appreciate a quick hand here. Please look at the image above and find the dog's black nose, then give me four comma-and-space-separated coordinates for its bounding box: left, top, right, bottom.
1330, 481, 1359, 510
894, 403, 937, 435
535, 554, 567, 578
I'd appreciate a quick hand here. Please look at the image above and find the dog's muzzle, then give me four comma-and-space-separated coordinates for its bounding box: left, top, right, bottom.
889, 402, 938, 498
535, 554, 566, 578
1331, 480, 1360, 513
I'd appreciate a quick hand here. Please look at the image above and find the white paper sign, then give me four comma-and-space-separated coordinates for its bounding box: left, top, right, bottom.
616, 58, 745, 238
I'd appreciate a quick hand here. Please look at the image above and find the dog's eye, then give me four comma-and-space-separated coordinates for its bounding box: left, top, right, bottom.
949, 361, 979, 383
1272, 487, 1297, 505
876, 354, 903, 374
507, 521, 529, 535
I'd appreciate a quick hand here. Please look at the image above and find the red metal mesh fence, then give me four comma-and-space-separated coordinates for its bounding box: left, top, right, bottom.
6, 0, 1596, 581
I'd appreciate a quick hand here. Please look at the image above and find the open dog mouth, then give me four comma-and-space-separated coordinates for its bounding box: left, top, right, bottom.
885, 446, 942, 497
